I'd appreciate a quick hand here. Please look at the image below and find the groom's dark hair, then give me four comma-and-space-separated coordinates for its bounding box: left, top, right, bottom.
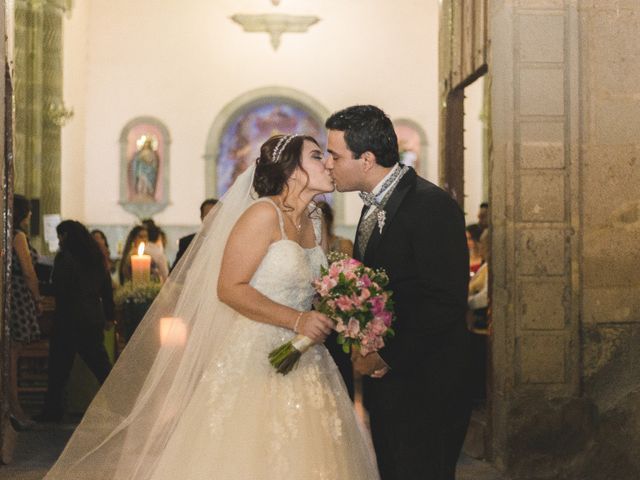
325, 105, 399, 168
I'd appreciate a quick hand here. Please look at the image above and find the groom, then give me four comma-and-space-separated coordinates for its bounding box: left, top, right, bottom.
325, 105, 472, 479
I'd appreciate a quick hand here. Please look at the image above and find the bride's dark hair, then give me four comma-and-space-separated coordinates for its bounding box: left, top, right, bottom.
253, 134, 320, 198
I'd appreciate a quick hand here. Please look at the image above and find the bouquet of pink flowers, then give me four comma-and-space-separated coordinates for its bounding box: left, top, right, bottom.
268, 252, 395, 375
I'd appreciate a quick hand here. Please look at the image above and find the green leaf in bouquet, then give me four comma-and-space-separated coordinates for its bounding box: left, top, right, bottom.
337, 333, 345, 345
342, 342, 351, 354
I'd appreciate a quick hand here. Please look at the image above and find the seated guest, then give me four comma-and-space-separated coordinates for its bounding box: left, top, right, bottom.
466, 224, 483, 276
141, 219, 169, 282
117, 225, 148, 285
34, 220, 114, 422
477, 202, 489, 233
468, 228, 490, 403
468, 228, 490, 329
172, 198, 218, 269
316, 200, 354, 256
91, 229, 114, 274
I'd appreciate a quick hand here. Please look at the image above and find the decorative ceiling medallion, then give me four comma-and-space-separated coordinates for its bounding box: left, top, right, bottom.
231, 14, 320, 50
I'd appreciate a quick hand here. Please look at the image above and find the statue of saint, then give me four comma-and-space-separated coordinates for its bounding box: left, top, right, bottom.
131, 137, 160, 200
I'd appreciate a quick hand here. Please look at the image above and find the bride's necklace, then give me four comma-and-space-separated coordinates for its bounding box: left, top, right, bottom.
283, 211, 303, 233
276, 202, 303, 233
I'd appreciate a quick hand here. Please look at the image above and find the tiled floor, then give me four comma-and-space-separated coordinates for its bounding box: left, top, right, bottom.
0, 422, 505, 480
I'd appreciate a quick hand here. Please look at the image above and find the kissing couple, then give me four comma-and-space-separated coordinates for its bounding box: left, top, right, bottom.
44, 105, 471, 480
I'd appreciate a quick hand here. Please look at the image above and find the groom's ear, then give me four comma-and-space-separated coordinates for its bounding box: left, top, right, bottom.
361, 151, 376, 172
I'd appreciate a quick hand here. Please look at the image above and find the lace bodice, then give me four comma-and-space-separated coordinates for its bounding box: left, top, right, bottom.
249, 199, 327, 311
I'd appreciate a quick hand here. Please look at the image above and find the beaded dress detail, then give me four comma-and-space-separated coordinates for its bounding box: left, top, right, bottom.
149, 198, 380, 480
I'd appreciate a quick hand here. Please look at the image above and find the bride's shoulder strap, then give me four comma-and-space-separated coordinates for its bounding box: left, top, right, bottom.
310, 203, 323, 246
252, 197, 287, 240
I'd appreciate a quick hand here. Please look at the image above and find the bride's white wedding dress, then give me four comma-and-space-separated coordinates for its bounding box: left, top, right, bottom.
44, 164, 379, 480
149, 200, 379, 479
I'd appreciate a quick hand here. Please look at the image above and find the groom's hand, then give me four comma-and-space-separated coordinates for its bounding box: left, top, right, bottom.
352, 351, 390, 378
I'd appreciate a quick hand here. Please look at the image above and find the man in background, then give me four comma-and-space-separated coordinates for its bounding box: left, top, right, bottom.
172, 198, 218, 269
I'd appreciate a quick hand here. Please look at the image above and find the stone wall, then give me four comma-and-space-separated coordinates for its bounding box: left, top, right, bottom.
578, 1, 640, 478
442, 1, 640, 478
489, 1, 640, 478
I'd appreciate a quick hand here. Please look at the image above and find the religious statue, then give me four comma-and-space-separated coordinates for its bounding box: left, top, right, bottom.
131, 136, 160, 200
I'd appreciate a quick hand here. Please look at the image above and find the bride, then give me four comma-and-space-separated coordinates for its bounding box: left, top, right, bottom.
44, 134, 380, 479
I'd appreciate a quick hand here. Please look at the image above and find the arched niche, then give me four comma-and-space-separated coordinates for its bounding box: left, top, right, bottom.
203, 87, 345, 223
119, 116, 171, 219
393, 118, 429, 179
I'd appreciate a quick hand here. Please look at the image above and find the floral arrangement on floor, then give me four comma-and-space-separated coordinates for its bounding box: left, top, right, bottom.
114, 281, 162, 306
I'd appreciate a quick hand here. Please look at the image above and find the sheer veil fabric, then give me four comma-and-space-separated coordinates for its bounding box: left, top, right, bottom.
44, 163, 380, 479
44, 164, 254, 478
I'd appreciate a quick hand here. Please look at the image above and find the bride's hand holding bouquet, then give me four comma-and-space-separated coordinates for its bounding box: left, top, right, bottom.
269, 252, 395, 375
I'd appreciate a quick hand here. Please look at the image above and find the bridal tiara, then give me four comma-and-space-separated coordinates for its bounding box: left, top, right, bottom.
272, 134, 300, 164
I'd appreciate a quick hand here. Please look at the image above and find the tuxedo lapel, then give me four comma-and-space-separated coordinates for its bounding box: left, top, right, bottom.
363, 168, 417, 264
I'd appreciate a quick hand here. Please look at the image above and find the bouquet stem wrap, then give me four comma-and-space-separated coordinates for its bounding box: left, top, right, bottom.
268, 335, 314, 375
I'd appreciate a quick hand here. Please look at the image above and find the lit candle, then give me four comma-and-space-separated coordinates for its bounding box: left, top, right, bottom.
160, 317, 187, 347
131, 242, 151, 284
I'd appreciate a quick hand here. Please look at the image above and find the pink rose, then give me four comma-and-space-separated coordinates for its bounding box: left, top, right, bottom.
369, 295, 385, 316
358, 287, 371, 303
344, 270, 358, 281
316, 276, 338, 297
335, 319, 346, 333
347, 258, 362, 269
379, 310, 393, 327
359, 274, 373, 288
345, 318, 361, 338
370, 317, 387, 335
329, 262, 342, 279
335, 296, 353, 312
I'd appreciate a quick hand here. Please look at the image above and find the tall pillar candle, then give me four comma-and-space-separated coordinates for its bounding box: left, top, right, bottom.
131, 242, 151, 284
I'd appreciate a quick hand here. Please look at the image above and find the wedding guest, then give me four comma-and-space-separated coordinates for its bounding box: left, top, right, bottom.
35, 220, 114, 422
316, 200, 355, 400
466, 223, 483, 276
467, 228, 490, 403
477, 202, 489, 232
9, 194, 41, 427
91, 229, 113, 274
468, 228, 490, 329
117, 225, 148, 285
316, 200, 354, 256
172, 198, 218, 269
141, 219, 169, 282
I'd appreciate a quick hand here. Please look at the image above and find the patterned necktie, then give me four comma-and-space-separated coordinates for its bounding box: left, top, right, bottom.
356, 165, 408, 258
356, 207, 380, 259
358, 191, 382, 209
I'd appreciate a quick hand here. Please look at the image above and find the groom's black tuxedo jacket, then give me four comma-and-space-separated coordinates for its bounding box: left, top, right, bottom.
355, 168, 470, 409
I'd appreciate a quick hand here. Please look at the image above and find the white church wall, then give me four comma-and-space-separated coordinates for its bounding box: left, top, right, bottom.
62, 0, 440, 236
61, 0, 90, 221
463, 76, 486, 226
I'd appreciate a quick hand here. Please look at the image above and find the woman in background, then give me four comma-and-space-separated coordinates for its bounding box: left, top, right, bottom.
141, 219, 169, 282
9, 194, 41, 427
117, 225, 148, 285
466, 223, 483, 276
91, 229, 113, 274
35, 220, 114, 422
316, 200, 356, 400
316, 200, 354, 256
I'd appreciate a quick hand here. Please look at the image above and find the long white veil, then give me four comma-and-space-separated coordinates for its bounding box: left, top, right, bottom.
45, 164, 258, 479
